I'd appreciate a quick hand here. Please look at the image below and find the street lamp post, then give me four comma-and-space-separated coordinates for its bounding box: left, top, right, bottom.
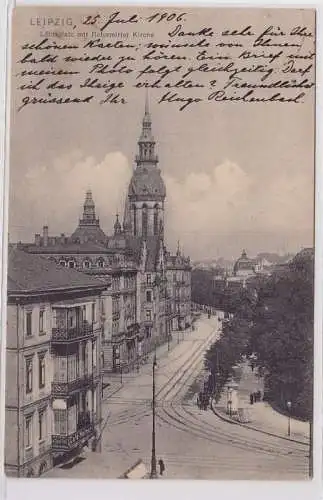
309, 419, 313, 477
150, 353, 158, 478
228, 388, 233, 416
120, 365, 123, 385
287, 400, 292, 437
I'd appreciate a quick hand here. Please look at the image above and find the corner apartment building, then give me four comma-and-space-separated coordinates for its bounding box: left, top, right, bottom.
5, 247, 107, 477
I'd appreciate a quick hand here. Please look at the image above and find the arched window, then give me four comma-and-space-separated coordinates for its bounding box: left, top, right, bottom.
83, 259, 91, 269
68, 260, 76, 269
153, 204, 159, 236
59, 260, 66, 267
97, 258, 104, 268
142, 204, 148, 239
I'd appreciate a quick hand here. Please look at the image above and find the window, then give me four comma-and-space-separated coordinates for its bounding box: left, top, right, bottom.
83, 260, 90, 269
68, 260, 75, 269
59, 260, 66, 267
133, 205, 137, 236
97, 259, 104, 268
146, 310, 152, 322
39, 310, 44, 334
26, 311, 32, 337
91, 303, 96, 323
112, 320, 119, 334
92, 340, 97, 368
38, 410, 45, 441
26, 357, 33, 394
39, 354, 45, 389
147, 274, 152, 285
142, 205, 148, 239
146, 290, 152, 303
25, 415, 33, 448
154, 205, 159, 236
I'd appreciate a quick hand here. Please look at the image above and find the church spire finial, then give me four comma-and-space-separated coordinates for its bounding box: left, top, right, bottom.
135, 94, 158, 167
114, 212, 122, 235
145, 89, 149, 115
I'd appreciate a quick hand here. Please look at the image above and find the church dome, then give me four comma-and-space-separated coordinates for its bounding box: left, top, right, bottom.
128, 166, 166, 201
233, 249, 255, 275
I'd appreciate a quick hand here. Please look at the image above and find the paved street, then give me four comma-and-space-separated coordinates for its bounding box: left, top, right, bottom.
45, 315, 310, 480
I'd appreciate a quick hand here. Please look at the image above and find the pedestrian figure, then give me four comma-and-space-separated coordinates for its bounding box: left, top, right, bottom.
257, 390, 261, 402
197, 395, 200, 409
158, 459, 165, 476
250, 393, 254, 405
251, 362, 254, 372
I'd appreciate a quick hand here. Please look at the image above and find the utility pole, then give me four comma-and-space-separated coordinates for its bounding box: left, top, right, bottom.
150, 352, 157, 478
167, 324, 170, 351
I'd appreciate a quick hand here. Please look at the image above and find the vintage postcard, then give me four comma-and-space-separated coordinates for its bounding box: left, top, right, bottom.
3, 5, 316, 482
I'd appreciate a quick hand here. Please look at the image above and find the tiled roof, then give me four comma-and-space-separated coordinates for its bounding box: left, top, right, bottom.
7, 246, 107, 294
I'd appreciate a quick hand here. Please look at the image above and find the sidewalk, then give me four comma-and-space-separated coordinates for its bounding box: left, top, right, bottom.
102, 329, 193, 400
212, 362, 310, 444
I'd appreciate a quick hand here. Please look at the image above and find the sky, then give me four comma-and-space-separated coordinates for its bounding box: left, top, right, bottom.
8, 7, 315, 261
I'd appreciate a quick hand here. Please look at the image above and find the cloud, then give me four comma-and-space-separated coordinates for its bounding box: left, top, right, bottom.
164, 160, 313, 257
9, 151, 313, 259
9, 150, 132, 240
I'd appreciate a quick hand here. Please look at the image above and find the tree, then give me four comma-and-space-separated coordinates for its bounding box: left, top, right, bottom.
250, 250, 314, 419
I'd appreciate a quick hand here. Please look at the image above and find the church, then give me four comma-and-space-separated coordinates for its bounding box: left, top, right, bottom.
19, 98, 192, 374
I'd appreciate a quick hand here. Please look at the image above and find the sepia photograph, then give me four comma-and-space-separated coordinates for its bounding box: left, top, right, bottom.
2, 5, 316, 482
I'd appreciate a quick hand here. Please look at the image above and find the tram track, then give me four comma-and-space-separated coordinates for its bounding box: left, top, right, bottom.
107, 319, 219, 427
154, 323, 308, 463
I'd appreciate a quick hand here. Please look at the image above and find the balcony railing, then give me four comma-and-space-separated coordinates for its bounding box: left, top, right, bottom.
51, 321, 93, 343
52, 424, 95, 452
52, 374, 94, 396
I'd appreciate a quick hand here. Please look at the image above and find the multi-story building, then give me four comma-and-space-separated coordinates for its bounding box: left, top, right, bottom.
16, 98, 192, 375
5, 247, 107, 477
166, 246, 192, 331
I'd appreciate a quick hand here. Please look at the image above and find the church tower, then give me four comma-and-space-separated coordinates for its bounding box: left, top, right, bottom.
124, 96, 166, 240
80, 190, 99, 226
70, 190, 107, 244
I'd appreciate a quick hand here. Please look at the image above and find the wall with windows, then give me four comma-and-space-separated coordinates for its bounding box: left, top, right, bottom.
5, 290, 103, 476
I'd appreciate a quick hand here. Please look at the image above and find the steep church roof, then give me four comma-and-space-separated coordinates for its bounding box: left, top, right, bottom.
128, 167, 166, 200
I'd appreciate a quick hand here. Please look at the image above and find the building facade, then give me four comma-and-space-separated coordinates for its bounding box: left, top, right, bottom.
17, 99, 192, 375
5, 248, 107, 477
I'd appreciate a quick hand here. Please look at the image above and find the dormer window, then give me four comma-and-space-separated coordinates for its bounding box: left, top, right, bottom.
83, 260, 91, 269
68, 260, 75, 269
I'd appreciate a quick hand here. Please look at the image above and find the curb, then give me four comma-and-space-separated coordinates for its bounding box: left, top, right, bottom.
211, 400, 309, 446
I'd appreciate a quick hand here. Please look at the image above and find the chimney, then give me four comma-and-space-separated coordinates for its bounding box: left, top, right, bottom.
43, 225, 48, 247
35, 233, 41, 246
